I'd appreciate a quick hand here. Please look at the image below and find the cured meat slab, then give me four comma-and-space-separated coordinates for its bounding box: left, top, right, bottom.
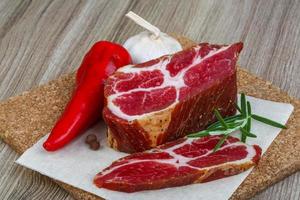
94, 135, 261, 193
104, 42, 243, 153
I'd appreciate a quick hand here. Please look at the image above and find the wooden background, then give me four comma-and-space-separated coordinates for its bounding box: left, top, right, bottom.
0, 0, 299, 199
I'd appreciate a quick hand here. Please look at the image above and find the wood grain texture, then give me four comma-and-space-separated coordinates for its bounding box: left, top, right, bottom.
0, 0, 299, 199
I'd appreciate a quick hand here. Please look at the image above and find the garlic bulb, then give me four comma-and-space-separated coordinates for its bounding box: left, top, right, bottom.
123, 11, 182, 64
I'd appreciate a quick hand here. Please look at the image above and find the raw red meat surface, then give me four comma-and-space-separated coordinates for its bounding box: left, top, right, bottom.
94, 135, 261, 192
104, 43, 243, 153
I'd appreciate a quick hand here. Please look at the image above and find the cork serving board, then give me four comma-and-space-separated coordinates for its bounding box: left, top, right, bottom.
0, 36, 299, 200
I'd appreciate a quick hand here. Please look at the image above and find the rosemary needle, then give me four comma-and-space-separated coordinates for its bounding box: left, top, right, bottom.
214, 110, 228, 129
252, 114, 287, 129
240, 93, 247, 117
213, 134, 229, 152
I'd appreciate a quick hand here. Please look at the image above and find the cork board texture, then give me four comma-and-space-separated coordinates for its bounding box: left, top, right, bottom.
0, 36, 299, 200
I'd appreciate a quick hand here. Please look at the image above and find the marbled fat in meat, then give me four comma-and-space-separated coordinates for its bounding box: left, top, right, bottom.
94, 135, 261, 192
103, 43, 243, 153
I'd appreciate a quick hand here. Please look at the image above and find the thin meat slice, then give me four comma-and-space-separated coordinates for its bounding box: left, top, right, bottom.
103, 42, 243, 153
94, 135, 261, 193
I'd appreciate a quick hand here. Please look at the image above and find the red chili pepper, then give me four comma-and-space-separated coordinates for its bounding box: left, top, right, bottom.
43, 41, 131, 151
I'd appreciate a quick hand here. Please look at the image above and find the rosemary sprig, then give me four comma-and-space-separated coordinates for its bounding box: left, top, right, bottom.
187, 93, 287, 152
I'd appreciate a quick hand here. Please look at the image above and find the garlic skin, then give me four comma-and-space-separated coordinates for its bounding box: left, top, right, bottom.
123, 31, 182, 64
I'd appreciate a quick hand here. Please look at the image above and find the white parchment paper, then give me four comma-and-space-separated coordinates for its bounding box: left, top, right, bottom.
16, 96, 294, 200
